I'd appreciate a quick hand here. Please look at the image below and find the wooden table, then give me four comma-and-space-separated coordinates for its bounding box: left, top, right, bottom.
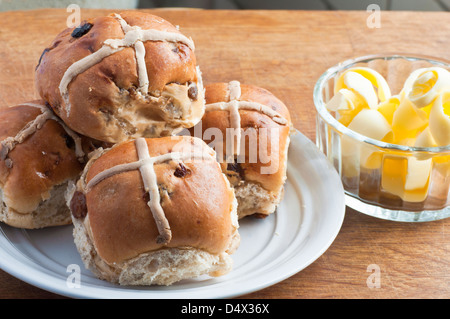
0, 8, 449, 299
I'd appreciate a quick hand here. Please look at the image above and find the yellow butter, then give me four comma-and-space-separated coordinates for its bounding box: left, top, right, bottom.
391, 96, 428, 144
415, 127, 437, 148
403, 156, 432, 202
335, 67, 391, 104
381, 155, 431, 202
325, 88, 358, 112
381, 155, 407, 199
402, 68, 428, 96
330, 66, 450, 204
344, 72, 378, 109
404, 157, 432, 191
429, 91, 450, 146
326, 88, 367, 126
348, 109, 393, 142
347, 109, 393, 169
433, 155, 450, 182
407, 67, 450, 109
377, 95, 401, 125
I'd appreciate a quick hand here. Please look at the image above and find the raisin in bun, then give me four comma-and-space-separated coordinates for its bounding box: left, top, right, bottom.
193, 81, 292, 219
67, 136, 239, 286
36, 11, 205, 144
0, 101, 85, 229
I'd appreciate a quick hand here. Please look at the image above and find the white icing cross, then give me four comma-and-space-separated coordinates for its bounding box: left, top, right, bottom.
204, 81, 288, 156
85, 137, 214, 245
0, 102, 84, 167
59, 13, 196, 117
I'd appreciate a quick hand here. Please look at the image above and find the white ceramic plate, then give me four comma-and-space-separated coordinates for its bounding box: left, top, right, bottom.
0, 130, 345, 299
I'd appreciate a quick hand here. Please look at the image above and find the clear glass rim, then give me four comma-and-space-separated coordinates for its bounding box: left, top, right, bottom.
313, 53, 450, 154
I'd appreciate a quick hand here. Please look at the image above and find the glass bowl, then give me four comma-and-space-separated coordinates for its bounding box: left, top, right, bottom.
313, 54, 450, 222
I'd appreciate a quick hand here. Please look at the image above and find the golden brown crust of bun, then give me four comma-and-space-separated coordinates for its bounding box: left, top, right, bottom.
0, 101, 83, 217
36, 11, 203, 143
199, 82, 291, 193
75, 136, 237, 264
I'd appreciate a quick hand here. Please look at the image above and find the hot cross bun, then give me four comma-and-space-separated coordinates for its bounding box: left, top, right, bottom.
36, 11, 205, 143
67, 135, 239, 285
0, 101, 85, 228
194, 81, 292, 219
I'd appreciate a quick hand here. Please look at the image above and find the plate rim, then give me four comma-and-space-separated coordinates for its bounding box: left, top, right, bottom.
0, 130, 346, 299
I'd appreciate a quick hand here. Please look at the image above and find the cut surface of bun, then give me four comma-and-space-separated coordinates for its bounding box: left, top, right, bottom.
0, 101, 84, 228
68, 135, 239, 285
36, 11, 205, 143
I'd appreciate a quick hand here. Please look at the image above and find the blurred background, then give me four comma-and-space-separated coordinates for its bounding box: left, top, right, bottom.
0, 0, 449, 11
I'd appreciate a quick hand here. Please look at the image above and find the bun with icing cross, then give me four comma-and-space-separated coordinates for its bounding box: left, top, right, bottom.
194, 81, 292, 219
0, 100, 86, 229
36, 11, 205, 144
67, 135, 239, 286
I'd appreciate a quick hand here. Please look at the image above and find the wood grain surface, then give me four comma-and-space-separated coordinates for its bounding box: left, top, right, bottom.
0, 8, 449, 299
